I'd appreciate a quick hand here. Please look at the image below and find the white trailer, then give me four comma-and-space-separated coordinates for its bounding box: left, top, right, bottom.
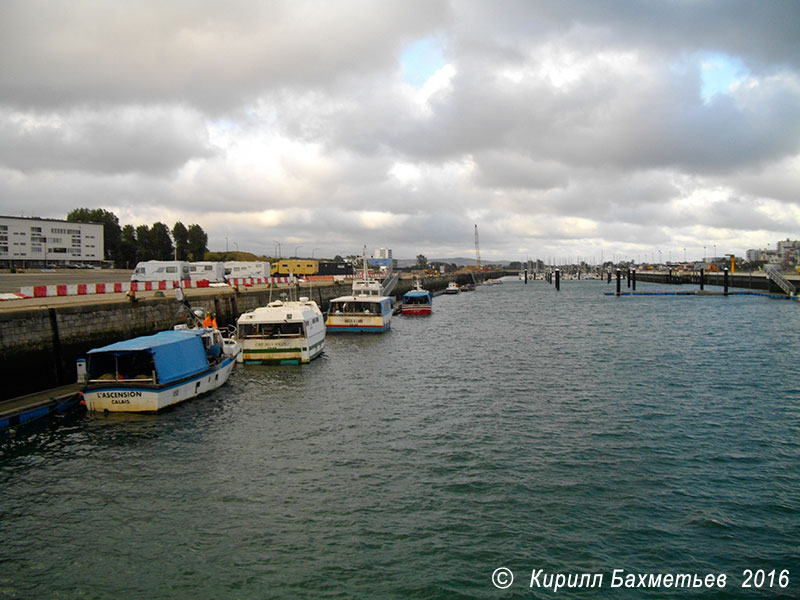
131, 261, 191, 282
224, 261, 271, 280
188, 261, 226, 283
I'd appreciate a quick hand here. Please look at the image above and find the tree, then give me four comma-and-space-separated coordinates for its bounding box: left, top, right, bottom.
416, 254, 428, 269
186, 224, 208, 261
66, 208, 122, 265
135, 225, 153, 261
150, 222, 174, 260
172, 222, 189, 260
118, 224, 138, 268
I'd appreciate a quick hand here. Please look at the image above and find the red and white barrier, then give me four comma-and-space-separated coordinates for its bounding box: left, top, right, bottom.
0, 292, 29, 301
18, 276, 310, 298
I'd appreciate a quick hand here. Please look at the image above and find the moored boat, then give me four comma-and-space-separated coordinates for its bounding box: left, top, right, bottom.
326, 250, 393, 333
444, 281, 460, 294
82, 328, 238, 413
236, 297, 325, 364
401, 280, 433, 315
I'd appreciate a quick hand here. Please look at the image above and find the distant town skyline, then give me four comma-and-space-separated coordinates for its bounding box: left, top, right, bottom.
1, 1, 799, 262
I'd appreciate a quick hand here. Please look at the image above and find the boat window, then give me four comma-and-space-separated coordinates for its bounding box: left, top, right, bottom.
239, 322, 304, 337
88, 351, 156, 383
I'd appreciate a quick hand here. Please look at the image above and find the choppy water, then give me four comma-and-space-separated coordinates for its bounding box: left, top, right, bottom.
2, 278, 799, 599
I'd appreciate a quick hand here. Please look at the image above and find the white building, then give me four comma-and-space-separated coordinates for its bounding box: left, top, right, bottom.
0, 216, 104, 268
373, 247, 392, 259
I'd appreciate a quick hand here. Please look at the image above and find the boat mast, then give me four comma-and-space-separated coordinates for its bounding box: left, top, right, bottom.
363, 245, 368, 283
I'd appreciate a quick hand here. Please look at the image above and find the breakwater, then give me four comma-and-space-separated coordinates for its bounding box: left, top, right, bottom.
0, 274, 499, 401
624, 269, 799, 294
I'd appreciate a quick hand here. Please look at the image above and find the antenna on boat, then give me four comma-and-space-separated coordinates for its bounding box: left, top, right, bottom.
175, 287, 204, 326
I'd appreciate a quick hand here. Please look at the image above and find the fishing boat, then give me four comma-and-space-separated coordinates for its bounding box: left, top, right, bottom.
326, 250, 393, 333
444, 281, 460, 294
81, 328, 239, 413
236, 297, 325, 364
401, 280, 433, 315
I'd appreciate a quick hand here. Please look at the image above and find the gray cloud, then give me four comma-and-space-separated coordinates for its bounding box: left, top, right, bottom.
1, 0, 799, 261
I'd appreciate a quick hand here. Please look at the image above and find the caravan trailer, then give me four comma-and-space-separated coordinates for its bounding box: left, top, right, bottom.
131, 261, 191, 282
188, 262, 226, 283
224, 261, 271, 280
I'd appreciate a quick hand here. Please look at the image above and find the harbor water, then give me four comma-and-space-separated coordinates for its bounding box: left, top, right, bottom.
2, 278, 799, 599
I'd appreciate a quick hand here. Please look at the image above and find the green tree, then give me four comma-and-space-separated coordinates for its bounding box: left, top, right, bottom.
416, 254, 428, 269
172, 222, 189, 260
135, 225, 153, 261
186, 224, 208, 261
119, 224, 138, 268
150, 222, 174, 260
66, 208, 122, 265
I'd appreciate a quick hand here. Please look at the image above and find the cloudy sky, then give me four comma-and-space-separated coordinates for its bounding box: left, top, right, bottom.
2, 1, 799, 263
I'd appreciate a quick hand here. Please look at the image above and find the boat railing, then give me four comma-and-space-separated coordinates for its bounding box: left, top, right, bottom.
88, 376, 155, 384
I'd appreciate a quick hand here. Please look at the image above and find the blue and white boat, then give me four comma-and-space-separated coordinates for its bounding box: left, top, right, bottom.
81, 328, 239, 413
326, 250, 393, 333
401, 280, 433, 315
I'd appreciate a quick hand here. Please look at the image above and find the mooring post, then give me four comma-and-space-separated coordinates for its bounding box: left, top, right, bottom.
668, 269, 673, 284
555, 269, 560, 291
616, 269, 621, 296
524, 268, 528, 284
607, 270, 612, 284
723, 268, 729, 295
627, 269, 631, 288
632, 268, 637, 291
699, 268, 704, 291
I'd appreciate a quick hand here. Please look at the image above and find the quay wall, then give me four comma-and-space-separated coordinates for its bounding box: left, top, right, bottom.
630, 270, 796, 294
0, 273, 487, 401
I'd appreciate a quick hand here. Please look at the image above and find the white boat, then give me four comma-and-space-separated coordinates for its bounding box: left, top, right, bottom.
484, 278, 503, 285
236, 297, 325, 364
81, 328, 239, 413
326, 250, 393, 334
443, 281, 460, 294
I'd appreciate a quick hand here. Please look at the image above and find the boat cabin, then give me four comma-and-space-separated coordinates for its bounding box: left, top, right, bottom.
85, 330, 216, 387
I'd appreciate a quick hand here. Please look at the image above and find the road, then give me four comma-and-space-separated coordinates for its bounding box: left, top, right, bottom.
0, 269, 311, 311
0, 268, 133, 293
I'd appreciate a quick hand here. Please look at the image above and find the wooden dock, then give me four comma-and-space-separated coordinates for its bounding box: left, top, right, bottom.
0, 383, 82, 431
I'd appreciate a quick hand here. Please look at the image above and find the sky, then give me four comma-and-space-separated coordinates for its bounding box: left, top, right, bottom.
1, 0, 799, 264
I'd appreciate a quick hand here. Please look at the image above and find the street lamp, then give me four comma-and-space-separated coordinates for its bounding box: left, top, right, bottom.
273, 241, 281, 258
294, 245, 302, 258
234, 241, 239, 252
312, 248, 320, 258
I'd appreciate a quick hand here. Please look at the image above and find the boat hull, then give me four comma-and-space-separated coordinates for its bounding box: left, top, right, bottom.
82, 356, 236, 413
326, 314, 391, 333
401, 305, 432, 315
241, 336, 325, 364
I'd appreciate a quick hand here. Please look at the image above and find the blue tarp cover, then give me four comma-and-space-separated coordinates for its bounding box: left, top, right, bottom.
87, 330, 210, 384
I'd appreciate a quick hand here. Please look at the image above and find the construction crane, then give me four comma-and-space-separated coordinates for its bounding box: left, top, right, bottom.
474, 224, 482, 271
